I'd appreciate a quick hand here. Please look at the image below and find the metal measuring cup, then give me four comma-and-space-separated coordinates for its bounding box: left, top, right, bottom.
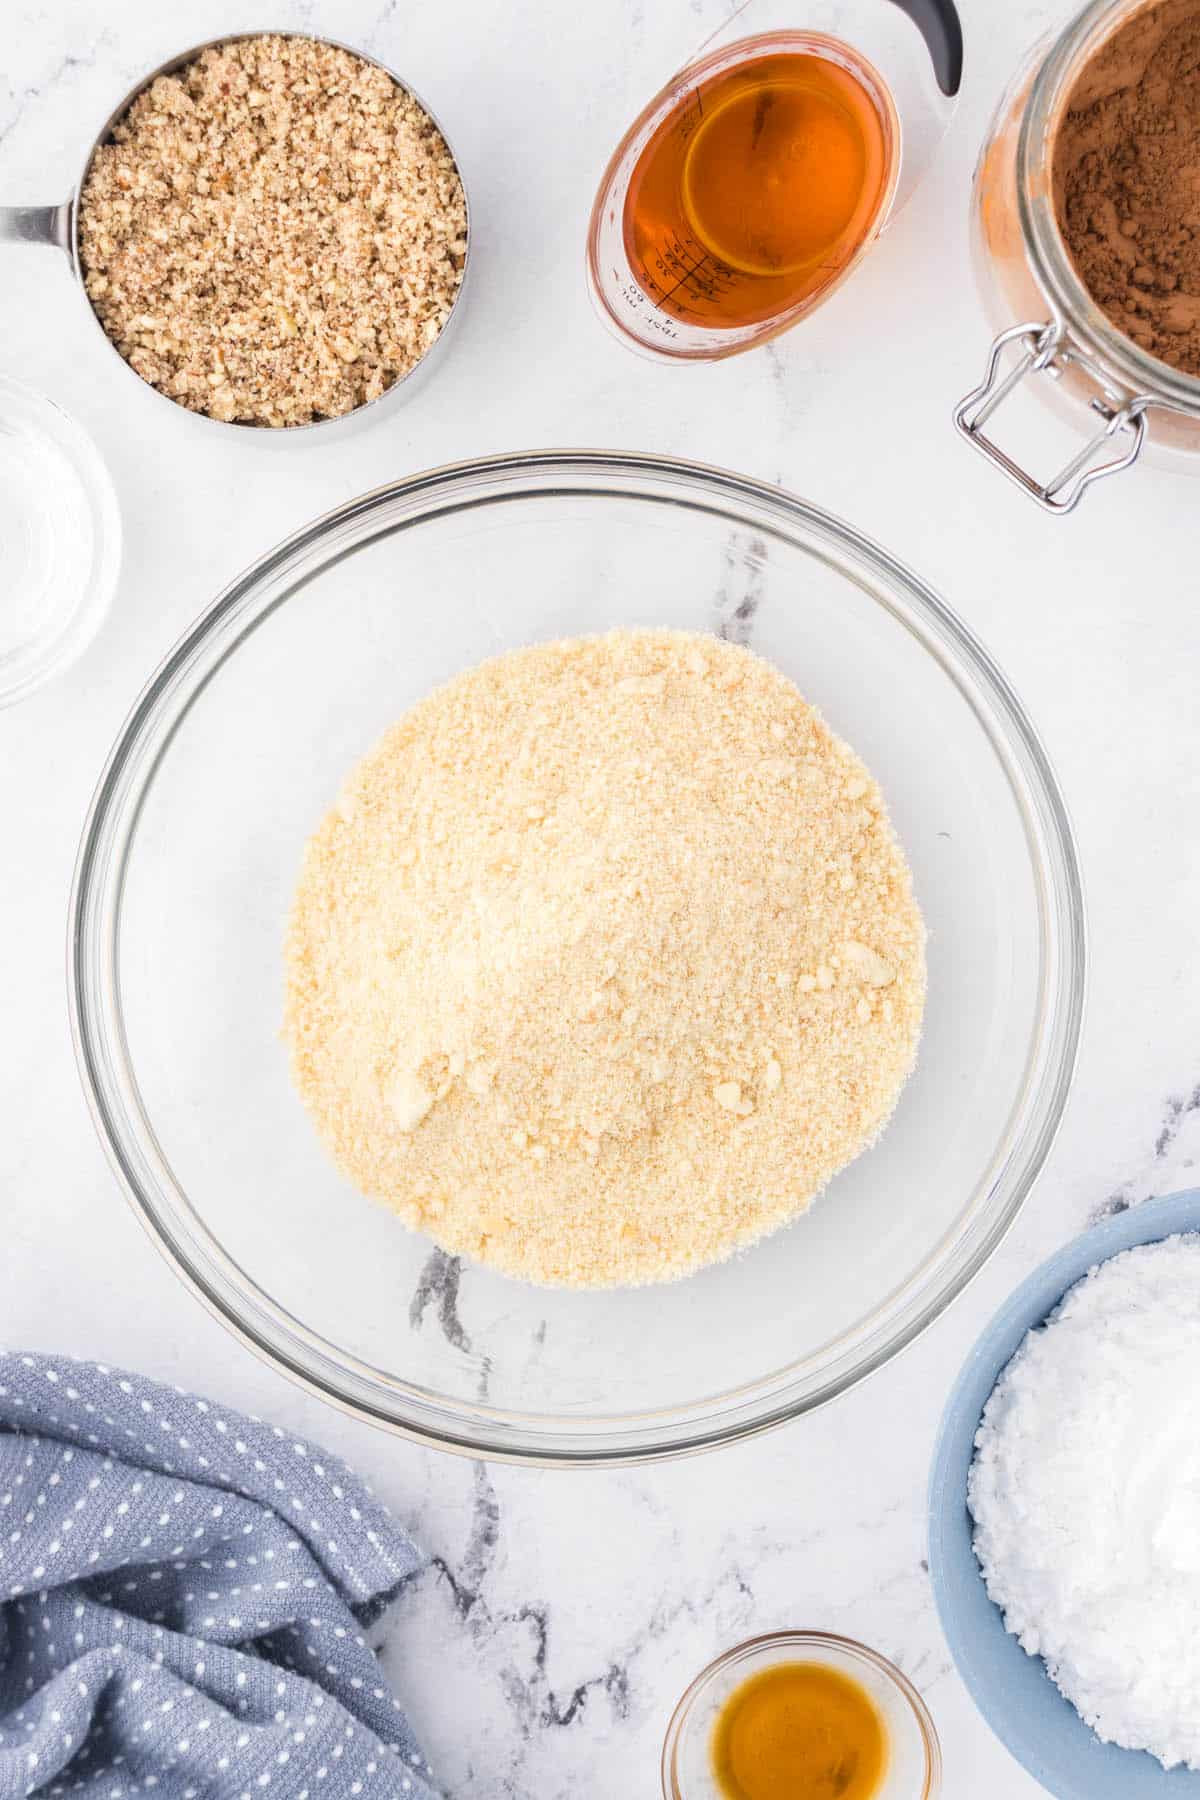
0, 31, 472, 436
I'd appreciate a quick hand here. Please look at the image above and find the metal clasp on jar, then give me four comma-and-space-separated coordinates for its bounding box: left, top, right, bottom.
954, 319, 1153, 514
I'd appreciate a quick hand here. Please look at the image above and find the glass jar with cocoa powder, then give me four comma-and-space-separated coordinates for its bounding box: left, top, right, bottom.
959, 0, 1200, 512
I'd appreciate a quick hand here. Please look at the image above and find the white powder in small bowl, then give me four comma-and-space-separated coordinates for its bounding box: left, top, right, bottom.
970, 1232, 1200, 1770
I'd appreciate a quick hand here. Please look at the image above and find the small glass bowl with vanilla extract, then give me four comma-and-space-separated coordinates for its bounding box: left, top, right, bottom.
662, 1632, 941, 1800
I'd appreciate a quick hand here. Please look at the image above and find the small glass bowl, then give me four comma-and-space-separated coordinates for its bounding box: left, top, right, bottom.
662, 1631, 942, 1799
0, 375, 120, 706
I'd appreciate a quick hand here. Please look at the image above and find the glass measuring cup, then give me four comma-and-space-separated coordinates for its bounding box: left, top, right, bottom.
0, 32, 470, 436
587, 0, 962, 361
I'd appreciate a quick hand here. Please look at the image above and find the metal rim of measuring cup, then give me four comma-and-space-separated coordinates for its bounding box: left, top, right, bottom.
585, 28, 903, 364
0, 29, 472, 435
954, 0, 1199, 511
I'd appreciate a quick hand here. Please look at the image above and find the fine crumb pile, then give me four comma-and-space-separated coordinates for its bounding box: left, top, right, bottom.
79, 35, 467, 425
970, 1234, 1200, 1770
284, 629, 925, 1288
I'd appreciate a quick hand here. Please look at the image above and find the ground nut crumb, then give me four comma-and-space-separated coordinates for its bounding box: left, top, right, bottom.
284, 629, 926, 1288
78, 34, 467, 426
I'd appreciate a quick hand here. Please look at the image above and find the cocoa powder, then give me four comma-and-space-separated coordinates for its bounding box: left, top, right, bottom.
1054, 0, 1200, 377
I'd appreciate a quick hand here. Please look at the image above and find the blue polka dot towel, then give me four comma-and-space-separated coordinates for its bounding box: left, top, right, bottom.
0, 1352, 438, 1800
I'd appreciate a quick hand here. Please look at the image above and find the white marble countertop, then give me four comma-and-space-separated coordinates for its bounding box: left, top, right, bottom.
4, 0, 1199, 1794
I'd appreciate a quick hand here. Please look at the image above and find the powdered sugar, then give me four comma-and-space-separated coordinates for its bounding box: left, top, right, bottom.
970, 1233, 1200, 1770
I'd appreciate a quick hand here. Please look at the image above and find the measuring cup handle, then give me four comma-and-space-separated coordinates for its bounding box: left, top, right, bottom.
887, 0, 963, 97
0, 200, 72, 252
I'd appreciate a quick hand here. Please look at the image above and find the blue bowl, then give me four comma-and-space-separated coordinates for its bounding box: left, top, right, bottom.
929, 1189, 1200, 1799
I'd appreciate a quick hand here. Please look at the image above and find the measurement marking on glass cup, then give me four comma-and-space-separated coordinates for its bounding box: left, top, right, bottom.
620, 46, 893, 333
657, 248, 718, 308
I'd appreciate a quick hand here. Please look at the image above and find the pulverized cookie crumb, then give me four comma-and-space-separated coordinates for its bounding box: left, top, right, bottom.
284, 629, 926, 1289
78, 35, 467, 426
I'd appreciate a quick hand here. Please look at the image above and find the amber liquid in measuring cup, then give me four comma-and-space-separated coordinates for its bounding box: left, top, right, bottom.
623, 46, 896, 330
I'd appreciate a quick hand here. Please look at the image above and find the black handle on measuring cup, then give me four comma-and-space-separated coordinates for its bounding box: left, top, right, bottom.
887, 0, 963, 96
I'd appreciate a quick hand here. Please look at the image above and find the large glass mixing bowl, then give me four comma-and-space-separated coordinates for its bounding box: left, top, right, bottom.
70, 452, 1084, 1465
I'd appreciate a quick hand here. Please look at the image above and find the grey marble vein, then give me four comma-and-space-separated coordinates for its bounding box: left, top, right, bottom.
714, 530, 767, 646
1089, 1079, 1200, 1223
410, 1249, 473, 1355
0, 38, 113, 150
